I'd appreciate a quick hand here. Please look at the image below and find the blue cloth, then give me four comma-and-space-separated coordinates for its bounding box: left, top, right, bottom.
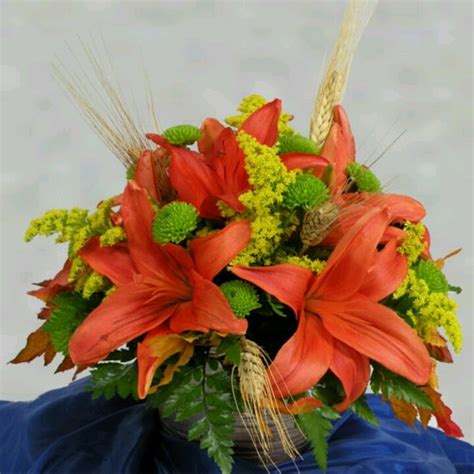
1, 378, 473, 473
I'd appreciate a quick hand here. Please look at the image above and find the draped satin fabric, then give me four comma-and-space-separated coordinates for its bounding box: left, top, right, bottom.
1, 378, 472, 473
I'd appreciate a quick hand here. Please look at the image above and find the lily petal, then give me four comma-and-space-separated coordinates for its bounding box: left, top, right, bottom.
359, 239, 408, 301
135, 150, 161, 202
121, 181, 179, 278
314, 296, 432, 386
170, 271, 247, 335
311, 208, 391, 301
79, 238, 135, 286
268, 311, 333, 398
198, 118, 226, 157
168, 147, 223, 217
323, 192, 426, 246
280, 152, 329, 176
218, 193, 247, 213
190, 221, 251, 280
277, 396, 323, 415
69, 282, 175, 365
339, 193, 426, 223
209, 128, 250, 200
239, 99, 281, 146
232, 264, 312, 315
330, 340, 370, 412
320, 105, 355, 191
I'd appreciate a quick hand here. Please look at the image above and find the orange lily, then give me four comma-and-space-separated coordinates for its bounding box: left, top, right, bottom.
147, 100, 282, 219
320, 105, 355, 192
314, 105, 430, 251
233, 208, 432, 411
69, 181, 250, 366
324, 192, 428, 246
147, 99, 329, 219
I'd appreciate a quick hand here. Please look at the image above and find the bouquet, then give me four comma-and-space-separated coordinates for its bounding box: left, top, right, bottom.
11, 3, 464, 473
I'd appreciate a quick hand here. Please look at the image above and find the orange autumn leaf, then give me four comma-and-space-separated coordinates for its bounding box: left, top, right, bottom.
418, 406, 432, 428
425, 333, 453, 363
72, 364, 89, 380
55, 356, 75, 373
157, 343, 194, 388
389, 397, 418, 427
421, 386, 464, 438
137, 327, 197, 399
427, 364, 439, 389
43, 342, 56, 366
10, 326, 51, 364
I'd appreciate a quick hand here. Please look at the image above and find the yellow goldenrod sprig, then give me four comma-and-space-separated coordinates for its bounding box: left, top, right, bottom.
397, 222, 426, 264
225, 94, 294, 135
393, 269, 462, 353
25, 198, 123, 298
231, 131, 297, 266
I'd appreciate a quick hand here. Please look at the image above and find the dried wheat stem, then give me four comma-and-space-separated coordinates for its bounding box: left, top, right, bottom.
310, 0, 377, 149
236, 337, 301, 468
52, 38, 161, 166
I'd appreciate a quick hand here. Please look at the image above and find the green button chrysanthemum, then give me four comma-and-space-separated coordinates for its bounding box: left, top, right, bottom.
415, 259, 449, 294
278, 133, 320, 155
220, 280, 261, 318
282, 174, 329, 210
162, 125, 202, 146
152, 202, 198, 244
126, 162, 137, 180
346, 162, 381, 193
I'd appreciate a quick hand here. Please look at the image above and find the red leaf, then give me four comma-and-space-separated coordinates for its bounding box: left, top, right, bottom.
421, 386, 464, 437
28, 260, 72, 302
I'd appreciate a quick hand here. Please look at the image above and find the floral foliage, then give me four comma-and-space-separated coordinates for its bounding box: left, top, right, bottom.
15, 96, 465, 472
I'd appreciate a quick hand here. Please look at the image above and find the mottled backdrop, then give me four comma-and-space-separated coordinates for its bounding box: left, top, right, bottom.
1, 0, 472, 442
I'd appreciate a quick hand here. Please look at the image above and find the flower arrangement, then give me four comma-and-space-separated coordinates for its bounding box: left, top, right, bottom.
11, 4, 464, 473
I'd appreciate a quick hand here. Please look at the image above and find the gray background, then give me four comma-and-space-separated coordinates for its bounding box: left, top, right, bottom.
1, 0, 472, 442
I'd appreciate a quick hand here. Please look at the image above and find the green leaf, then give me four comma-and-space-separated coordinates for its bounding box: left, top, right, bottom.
216, 336, 241, 365
317, 404, 341, 421
106, 347, 136, 362
86, 362, 138, 401
151, 361, 235, 474
370, 365, 434, 410
43, 292, 101, 355
297, 409, 332, 471
208, 358, 219, 371
382, 295, 415, 327
448, 284, 462, 294
187, 418, 208, 441
351, 397, 379, 427
175, 400, 205, 421
265, 293, 287, 317
415, 259, 449, 293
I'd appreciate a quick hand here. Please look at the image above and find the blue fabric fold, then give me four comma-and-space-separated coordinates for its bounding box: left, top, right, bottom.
1, 378, 473, 473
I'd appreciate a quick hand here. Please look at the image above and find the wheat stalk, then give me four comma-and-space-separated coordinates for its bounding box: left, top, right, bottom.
52, 37, 161, 167
310, 0, 377, 149
234, 337, 301, 469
